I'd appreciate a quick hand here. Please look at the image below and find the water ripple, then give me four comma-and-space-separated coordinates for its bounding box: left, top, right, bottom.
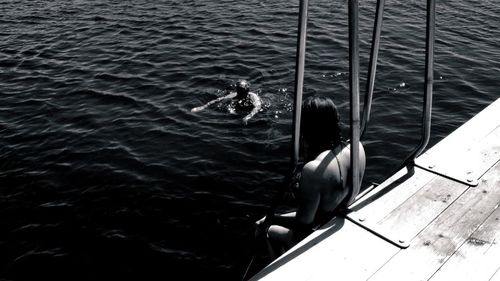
1, 0, 499, 280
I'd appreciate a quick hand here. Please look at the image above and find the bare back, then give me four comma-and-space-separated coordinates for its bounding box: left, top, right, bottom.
296, 142, 366, 226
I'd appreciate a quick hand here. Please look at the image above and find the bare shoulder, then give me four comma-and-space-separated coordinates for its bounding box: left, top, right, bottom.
301, 159, 324, 182
302, 159, 320, 173
352, 142, 366, 163
342, 142, 366, 156
249, 91, 260, 99
249, 91, 259, 98
303, 152, 340, 177
341, 141, 366, 175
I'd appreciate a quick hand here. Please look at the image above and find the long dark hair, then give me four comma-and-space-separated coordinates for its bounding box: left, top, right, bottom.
301, 96, 342, 161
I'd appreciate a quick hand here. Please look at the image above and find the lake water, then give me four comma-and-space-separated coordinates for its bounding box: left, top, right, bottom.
0, 0, 499, 280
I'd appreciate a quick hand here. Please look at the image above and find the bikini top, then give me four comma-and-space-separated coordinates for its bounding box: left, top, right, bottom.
334, 142, 346, 186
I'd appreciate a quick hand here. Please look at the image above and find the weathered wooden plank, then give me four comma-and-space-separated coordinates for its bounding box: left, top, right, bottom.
252, 217, 399, 281
375, 174, 470, 242
349, 166, 436, 224
251, 217, 350, 281
415, 98, 500, 186
306, 222, 399, 281
474, 127, 500, 179
428, 204, 500, 281
368, 161, 500, 281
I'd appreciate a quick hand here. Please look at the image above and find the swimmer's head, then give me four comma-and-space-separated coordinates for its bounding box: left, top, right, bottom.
236, 80, 250, 98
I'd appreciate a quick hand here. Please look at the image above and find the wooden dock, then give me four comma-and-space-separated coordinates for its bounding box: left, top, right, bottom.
250, 98, 500, 281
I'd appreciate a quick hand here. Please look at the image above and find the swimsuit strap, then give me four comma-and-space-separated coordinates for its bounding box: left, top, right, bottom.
334, 143, 344, 185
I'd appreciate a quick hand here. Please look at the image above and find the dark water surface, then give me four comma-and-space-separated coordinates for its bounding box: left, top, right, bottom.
1, 0, 499, 280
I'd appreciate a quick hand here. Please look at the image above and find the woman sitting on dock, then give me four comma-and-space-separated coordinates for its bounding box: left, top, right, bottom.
256, 96, 366, 259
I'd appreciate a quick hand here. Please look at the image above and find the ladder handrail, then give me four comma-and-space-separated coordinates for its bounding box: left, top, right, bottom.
360, 0, 386, 138
291, 0, 309, 168
242, 2, 310, 278
347, 0, 361, 205
260, 0, 309, 230
409, 0, 435, 161
400, 0, 435, 169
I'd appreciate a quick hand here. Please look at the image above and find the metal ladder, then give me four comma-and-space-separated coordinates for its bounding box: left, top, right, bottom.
291, 0, 436, 205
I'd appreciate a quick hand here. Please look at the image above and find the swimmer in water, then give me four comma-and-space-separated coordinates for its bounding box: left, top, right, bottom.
191, 80, 262, 124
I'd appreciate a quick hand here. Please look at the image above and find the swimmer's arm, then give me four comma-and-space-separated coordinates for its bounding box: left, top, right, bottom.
242, 92, 262, 124
191, 92, 236, 112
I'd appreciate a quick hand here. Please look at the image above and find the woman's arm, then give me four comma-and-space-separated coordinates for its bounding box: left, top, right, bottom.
295, 160, 321, 226
255, 212, 297, 237
270, 212, 297, 228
